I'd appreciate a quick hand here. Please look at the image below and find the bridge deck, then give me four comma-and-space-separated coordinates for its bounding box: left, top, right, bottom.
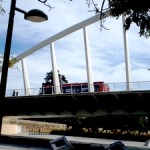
3, 90, 150, 117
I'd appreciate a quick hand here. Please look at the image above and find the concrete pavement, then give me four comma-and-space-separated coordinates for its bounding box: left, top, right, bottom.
10, 134, 150, 150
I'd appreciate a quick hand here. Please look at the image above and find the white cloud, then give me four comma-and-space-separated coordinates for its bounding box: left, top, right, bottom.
1, 0, 150, 95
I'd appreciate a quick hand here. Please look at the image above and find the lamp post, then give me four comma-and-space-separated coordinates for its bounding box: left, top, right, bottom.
0, 0, 48, 134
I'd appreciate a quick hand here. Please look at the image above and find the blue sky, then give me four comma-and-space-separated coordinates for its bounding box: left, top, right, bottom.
0, 0, 150, 94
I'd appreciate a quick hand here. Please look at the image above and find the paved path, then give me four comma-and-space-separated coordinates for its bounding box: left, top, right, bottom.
0, 144, 49, 150
9, 134, 149, 150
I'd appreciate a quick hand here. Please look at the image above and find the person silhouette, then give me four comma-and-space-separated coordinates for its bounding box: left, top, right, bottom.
12, 90, 15, 96
16, 91, 18, 96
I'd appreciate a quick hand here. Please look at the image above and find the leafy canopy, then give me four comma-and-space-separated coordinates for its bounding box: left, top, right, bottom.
87, 0, 150, 38
1, 0, 150, 37
107, 0, 150, 37
44, 70, 68, 85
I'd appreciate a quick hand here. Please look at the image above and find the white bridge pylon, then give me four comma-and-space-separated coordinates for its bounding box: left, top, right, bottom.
2, 9, 131, 95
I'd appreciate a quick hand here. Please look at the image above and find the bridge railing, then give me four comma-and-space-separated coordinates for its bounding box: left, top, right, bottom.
108, 80, 150, 92
5, 81, 150, 97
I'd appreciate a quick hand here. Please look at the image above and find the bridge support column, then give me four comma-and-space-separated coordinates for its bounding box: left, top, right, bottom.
122, 14, 132, 91
21, 59, 31, 95
83, 27, 94, 92
50, 42, 61, 94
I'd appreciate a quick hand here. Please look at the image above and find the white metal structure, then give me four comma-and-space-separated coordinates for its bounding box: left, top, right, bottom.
122, 14, 131, 91
1, 9, 131, 94
21, 59, 31, 95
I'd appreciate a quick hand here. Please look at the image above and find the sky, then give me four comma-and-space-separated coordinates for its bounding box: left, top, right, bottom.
0, 0, 150, 95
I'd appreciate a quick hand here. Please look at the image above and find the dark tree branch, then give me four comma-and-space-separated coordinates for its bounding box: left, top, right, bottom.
86, 0, 109, 31
87, 0, 150, 38
38, 0, 55, 11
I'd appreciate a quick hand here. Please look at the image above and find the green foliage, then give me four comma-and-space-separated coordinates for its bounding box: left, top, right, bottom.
87, 0, 150, 37
49, 115, 150, 141
44, 70, 68, 85
107, 0, 150, 37
62, 116, 150, 135
1, 0, 150, 37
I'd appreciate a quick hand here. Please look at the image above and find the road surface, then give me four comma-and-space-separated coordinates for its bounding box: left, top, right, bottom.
0, 134, 149, 150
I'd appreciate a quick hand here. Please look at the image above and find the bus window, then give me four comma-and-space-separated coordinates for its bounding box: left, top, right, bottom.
73, 85, 81, 93
62, 86, 72, 93
94, 84, 99, 92
81, 85, 88, 92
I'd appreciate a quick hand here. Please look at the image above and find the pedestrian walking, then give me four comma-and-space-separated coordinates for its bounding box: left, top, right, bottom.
12, 90, 15, 96
16, 91, 18, 96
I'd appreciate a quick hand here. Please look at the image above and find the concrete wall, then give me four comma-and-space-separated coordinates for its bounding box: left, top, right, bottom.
1, 123, 21, 135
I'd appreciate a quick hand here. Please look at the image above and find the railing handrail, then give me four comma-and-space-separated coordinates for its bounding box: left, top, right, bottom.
6, 80, 150, 97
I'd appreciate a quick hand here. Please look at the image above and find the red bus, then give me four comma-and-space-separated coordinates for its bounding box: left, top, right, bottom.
39, 81, 109, 94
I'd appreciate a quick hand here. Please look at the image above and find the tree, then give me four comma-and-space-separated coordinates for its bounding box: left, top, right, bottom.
1, 0, 149, 37
38, 0, 150, 37
44, 70, 68, 85
87, 0, 150, 38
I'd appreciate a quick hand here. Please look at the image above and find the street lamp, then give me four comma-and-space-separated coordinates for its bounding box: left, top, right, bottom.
0, 0, 48, 134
